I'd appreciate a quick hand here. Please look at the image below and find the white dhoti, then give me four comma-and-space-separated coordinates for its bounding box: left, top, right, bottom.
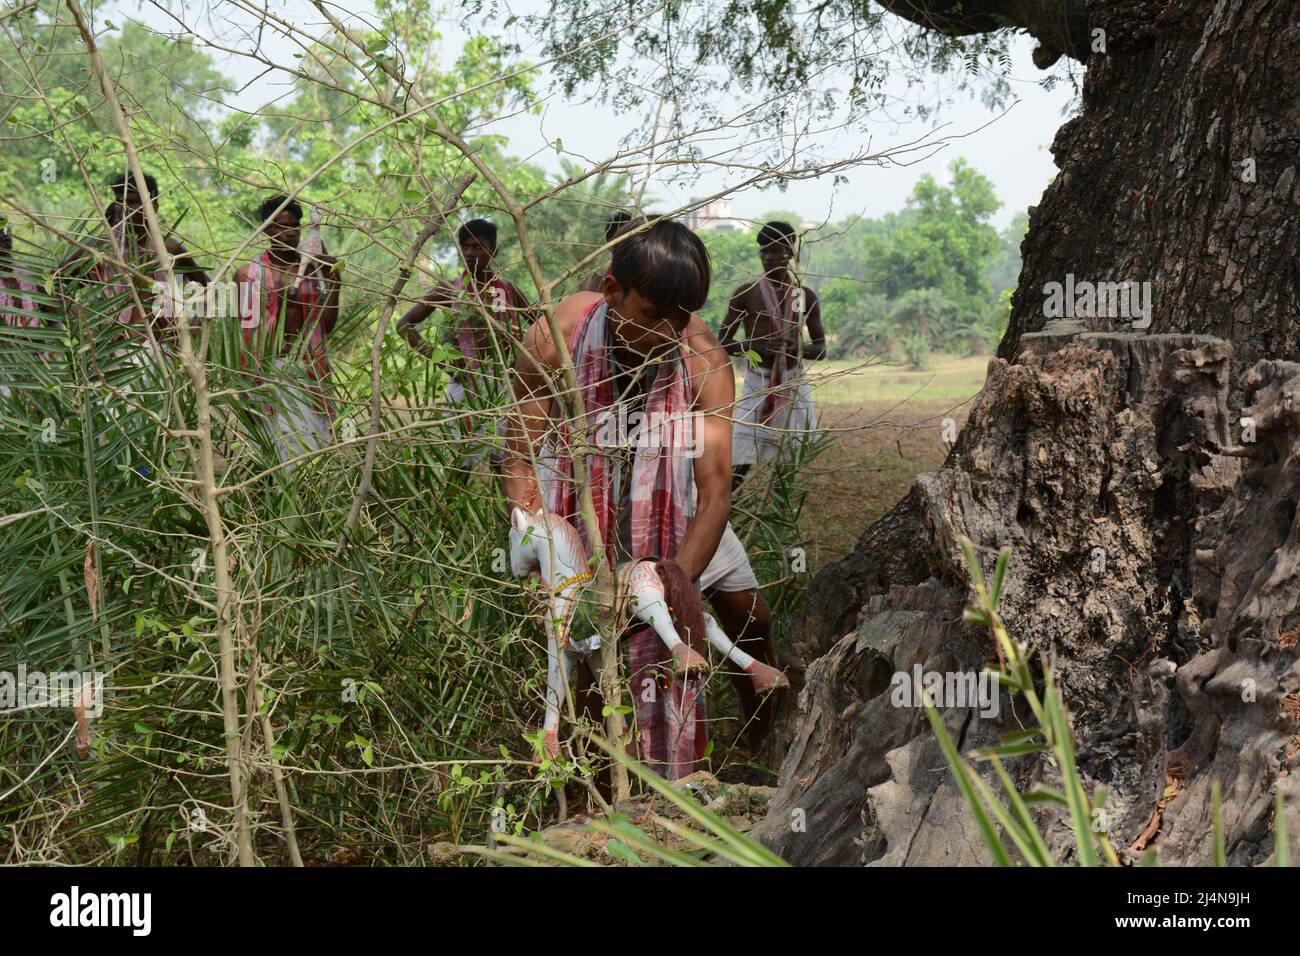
698, 522, 760, 593
446, 376, 507, 467
535, 439, 760, 592
266, 358, 333, 464
732, 361, 819, 466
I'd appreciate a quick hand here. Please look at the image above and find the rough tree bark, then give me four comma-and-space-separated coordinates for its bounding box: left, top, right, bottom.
756, 0, 1300, 865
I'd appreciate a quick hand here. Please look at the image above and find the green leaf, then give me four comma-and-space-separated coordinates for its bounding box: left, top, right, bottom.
602, 837, 645, 866
1212, 780, 1225, 866
1021, 784, 1068, 806
920, 688, 1012, 866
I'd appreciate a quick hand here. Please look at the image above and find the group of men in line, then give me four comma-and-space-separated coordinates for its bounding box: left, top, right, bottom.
402, 210, 826, 775
0, 170, 827, 777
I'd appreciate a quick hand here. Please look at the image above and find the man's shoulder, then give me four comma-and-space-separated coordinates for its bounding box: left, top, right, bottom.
683, 314, 724, 365
524, 291, 597, 365
682, 315, 731, 401
730, 280, 759, 301
556, 291, 600, 330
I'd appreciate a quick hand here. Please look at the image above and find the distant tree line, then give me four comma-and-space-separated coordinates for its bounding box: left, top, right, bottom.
699, 159, 1029, 367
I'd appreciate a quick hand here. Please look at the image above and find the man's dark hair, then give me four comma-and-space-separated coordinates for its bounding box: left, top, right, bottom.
107, 170, 159, 201
758, 220, 797, 250
603, 210, 632, 244
610, 217, 710, 322
259, 194, 303, 227
458, 219, 498, 250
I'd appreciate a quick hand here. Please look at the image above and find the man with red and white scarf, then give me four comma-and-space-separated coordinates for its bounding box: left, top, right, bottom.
398, 219, 530, 399
56, 170, 210, 340
1, 223, 45, 400
502, 218, 735, 781
0, 224, 40, 330
399, 219, 531, 466
235, 194, 341, 460
722, 220, 825, 488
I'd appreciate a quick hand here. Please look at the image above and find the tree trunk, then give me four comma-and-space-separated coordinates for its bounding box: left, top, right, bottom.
1001, 0, 1300, 373
757, 0, 1300, 865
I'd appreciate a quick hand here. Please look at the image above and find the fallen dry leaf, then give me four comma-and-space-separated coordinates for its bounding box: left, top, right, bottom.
84, 540, 99, 622
1128, 762, 1186, 854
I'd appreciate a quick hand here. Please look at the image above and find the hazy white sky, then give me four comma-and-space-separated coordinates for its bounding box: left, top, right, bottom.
130, 0, 1077, 229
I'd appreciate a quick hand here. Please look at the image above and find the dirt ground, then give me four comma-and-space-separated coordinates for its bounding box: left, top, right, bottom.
796, 355, 990, 570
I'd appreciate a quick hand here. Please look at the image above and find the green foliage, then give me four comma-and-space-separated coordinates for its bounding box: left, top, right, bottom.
808, 161, 1022, 362
471, 738, 789, 866
922, 538, 1119, 866
520, 0, 1075, 142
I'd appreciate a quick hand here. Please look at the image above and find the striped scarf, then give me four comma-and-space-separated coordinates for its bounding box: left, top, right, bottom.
451, 272, 521, 372
0, 272, 38, 328
239, 250, 333, 418
91, 220, 171, 328
757, 276, 797, 424
544, 298, 705, 779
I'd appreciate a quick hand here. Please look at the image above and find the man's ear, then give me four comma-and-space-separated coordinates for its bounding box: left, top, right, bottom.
601, 271, 621, 306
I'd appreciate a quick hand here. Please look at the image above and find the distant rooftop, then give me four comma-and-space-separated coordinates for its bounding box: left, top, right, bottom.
684, 198, 818, 234
683, 198, 748, 233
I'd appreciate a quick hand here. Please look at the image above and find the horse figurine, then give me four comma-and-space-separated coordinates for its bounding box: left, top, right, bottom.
509, 506, 787, 757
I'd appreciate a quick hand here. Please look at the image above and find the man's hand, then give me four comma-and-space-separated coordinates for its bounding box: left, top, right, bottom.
781, 325, 802, 359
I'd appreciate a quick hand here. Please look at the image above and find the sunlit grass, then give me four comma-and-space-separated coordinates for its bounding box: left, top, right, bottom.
805, 354, 991, 407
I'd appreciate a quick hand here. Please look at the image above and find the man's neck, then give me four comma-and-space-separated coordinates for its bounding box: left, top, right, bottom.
465, 267, 494, 289
610, 320, 675, 383
764, 267, 792, 286
268, 246, 300, 268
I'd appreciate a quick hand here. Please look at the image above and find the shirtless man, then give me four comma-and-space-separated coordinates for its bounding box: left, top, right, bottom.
721, 220, 826, 488
503, 218, 785, 777
1, 222, 47, 399
57, 170, 209, 336
397, 218, 530, 396
0, 222, 41, 329
398, 219, 531, 466
235, 194, 342, 456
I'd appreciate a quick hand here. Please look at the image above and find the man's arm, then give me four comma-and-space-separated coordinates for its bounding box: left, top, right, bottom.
674, 322, 734, 581
500, 311, 561, 514
719, 288, 749, 358
396, 282, 456, 356
801, 287, 826, 361
316, 251, 342, 335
